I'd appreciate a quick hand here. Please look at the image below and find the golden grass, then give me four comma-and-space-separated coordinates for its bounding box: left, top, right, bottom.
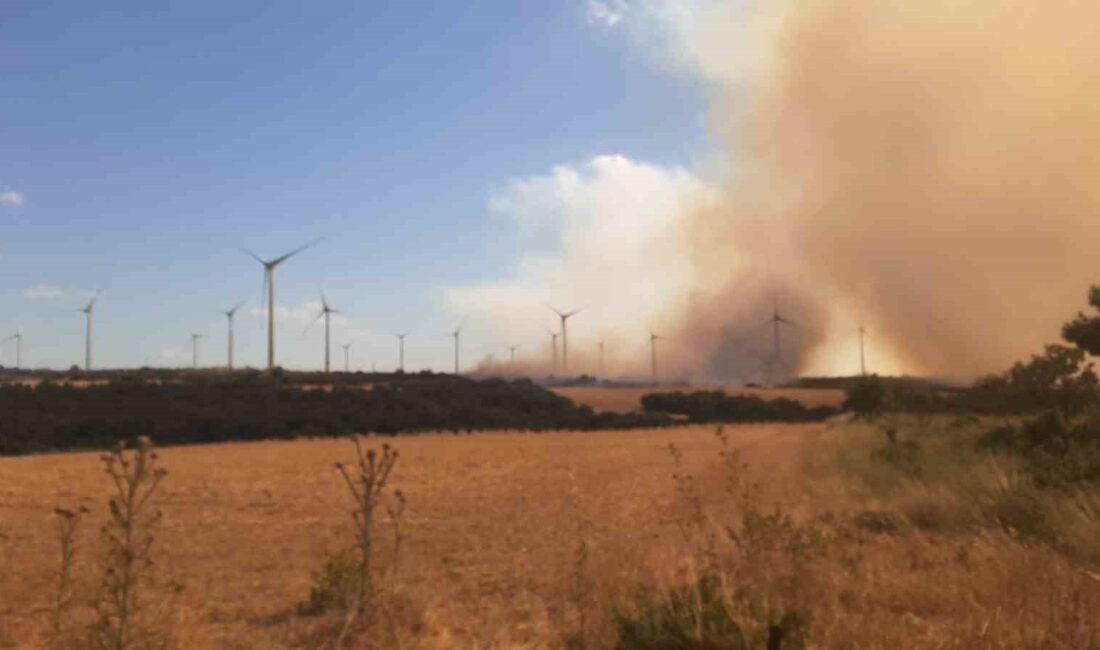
550, 385, 846, 413
3, 416, 1100, 648
0, 424, 814, 649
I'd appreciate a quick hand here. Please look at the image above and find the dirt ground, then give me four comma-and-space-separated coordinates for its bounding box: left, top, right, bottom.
550, 385, 846, 413
0, 423, 817, 649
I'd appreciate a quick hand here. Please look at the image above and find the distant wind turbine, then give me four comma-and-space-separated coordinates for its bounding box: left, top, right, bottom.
246, 240, 317, 371
4, 330, 23, 370
858, 326, 868, 376
546, 328, 560, 374
508, 344, 520, 368
395, 332, 410, 372
763, 295, 797, 387
78, 294, 98, 371
307, 292, 341, 373
597, 340, 605, 378
342, 342, 353, 372
649, 331, 660, 384
548, 305, 582, 373
450, 319, 466, 375
190, 333, 203, 369
221, 301, 245, 370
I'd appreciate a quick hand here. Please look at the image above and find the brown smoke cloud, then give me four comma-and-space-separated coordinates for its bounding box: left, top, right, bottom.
680, 0, 1100, 378
459, 0, 1100, 382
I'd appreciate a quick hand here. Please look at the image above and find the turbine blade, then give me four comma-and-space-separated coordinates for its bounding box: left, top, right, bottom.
270, 238, 321, 267
244, 248, 267, 265
302, 310, 325, 336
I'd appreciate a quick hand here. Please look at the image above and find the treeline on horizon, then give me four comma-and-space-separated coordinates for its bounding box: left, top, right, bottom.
0, 374, 672, 456
641, 390, 838, 423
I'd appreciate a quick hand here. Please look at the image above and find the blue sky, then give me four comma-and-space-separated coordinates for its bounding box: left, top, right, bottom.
0, 1, 710, 370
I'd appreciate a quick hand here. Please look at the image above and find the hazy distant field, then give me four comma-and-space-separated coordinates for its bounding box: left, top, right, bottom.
0, 424, 813, 649
551, 385, 847, 413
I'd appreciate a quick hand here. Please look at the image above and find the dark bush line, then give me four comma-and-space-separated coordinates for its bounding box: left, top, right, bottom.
978, 411, 1100, 487
0, 374, 670, 456
640, 390, 837, 423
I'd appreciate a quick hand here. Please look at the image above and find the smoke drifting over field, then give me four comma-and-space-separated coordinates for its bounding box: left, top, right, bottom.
453, 1, 1100, 381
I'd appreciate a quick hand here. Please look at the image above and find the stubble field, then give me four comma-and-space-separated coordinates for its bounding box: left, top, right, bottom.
5, 404, 1100, 648
0, 423, 816, 649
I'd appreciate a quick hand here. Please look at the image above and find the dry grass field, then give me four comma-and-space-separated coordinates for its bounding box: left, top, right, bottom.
0, 424, 813, 649
3, 416, 1100, 648
550, 385, 846, 413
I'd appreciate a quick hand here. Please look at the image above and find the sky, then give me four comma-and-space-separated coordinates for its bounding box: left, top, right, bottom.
0, 1, 713, 371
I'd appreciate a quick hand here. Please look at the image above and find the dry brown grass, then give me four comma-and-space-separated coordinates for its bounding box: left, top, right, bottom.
550, 385, 845, 413
3, 416, 1100, 648
0, 424, 812, 649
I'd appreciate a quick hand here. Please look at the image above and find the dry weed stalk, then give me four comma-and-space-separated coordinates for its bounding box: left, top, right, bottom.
334, 437, 401, 617
50, 505, 89, 645
93, 437, 167, 650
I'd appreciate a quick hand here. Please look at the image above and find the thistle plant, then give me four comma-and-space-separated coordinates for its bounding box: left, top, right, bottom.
92, 437, 167, 650
334, 437, 401, 616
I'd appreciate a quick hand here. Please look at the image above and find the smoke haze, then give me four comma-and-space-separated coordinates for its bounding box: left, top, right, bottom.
453, 0, 1100, 381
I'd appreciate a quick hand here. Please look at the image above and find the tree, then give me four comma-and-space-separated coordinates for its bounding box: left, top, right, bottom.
1063, 285, 1100, 356
844, 375, 888, 417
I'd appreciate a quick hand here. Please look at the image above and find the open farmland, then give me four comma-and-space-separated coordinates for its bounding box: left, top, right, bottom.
4, 413, 1100, 648
1, 424, 813, 648
551, 385, 847, 413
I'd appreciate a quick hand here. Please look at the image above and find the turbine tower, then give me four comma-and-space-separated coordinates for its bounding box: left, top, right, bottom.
308, 292, 340, 373
450, 320, 465, 375
190, 333, 203, 369
395, 332, 410, 372
858, 326, 868, 376
598, 340, 605, 378
548, 306, 582, 373
649, 331, 660, 384
246, 240, 317, 371
221, 301, 245, 371
546, 328, 560, 374
342, 342, 352, 372
80, 295, 97, 371
4, 330, 23, 370
763, 297, 797, 387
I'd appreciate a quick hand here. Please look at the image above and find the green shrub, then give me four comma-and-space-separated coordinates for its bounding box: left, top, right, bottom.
843, 376, 888, 417
614, 575, 746, 650
299, 551, 363, 616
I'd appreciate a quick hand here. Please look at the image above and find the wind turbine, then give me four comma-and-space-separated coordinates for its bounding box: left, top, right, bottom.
246, 240, 317, 371
307, 292, 341, 373
649, 331, 660, 384
342, 342, 353, 372
394, 332, 410, 372
449, 320, 466, 375
508, 344, 520, 368
546, 328, 560, 374
190, 333, 203, 369
763, 295, 797, 387
858, 326, 868, 376
4, 330, 23, 370
597, 340, 605, 378
79, 295, 98, 371
548, 306, 582, 373
221, 301, 245, 371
